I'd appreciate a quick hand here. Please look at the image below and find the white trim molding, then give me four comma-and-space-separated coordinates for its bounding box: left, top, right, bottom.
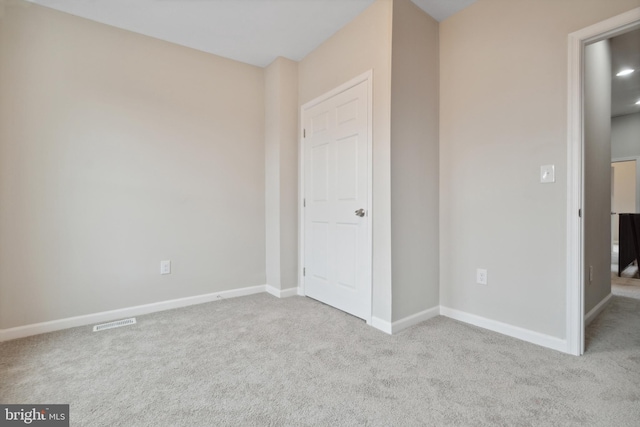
440, 307, 568, 353
370, 316, 393, 334
372, 306, 440, 335
566, 7, 640, 356
584, 293, 612, 326
0, 284, 267, 342
265, 285, 299, 298
391, 306, 440, 334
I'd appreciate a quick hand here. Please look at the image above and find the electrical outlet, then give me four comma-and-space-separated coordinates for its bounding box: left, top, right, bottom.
477, 268, 488, 285
160, 260, 171, 275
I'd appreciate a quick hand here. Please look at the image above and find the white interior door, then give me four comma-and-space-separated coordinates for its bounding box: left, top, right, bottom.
302, 79, 371, 321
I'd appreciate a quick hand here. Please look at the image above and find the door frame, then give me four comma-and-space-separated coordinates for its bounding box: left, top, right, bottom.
566, 8, 640, 356
297, 70, 374, 323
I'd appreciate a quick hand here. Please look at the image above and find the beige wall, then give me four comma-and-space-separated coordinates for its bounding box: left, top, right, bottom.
298, 0, 394, 322
583, 39, 612, 315
612, 161, 637, 242
390, 0, 440, 321
0, 2, 266, 329
440, 0, 639, 339
265, 57, 299, 291
612, 162, 637, 215
5, 0, 636, 341
612, 113, 640, 214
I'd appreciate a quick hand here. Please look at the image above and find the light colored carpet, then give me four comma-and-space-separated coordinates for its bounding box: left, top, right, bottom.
1, 294, 640, 426
611, 261, 640, 299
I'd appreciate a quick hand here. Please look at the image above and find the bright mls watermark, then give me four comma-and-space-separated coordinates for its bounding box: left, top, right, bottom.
0, 405, 68, 426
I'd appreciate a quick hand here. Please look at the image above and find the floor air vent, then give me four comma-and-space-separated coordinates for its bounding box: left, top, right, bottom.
93, 318, 137, 332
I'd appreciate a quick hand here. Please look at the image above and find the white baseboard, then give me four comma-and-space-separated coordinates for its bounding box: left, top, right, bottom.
392, 306, 440, 333
440, 306, 568, 353
265, 285, 299, 298
371, 306, 440, 335
584, 293, 612, 326
0, 288, 572, 355
0, 284, 266, 342
370, 316, 392, 334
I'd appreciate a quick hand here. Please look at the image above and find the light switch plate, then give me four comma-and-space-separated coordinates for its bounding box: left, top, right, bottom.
540, 165, 555, 183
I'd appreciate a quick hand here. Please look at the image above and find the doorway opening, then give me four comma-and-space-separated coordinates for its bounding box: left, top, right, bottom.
567, 8, 640, 356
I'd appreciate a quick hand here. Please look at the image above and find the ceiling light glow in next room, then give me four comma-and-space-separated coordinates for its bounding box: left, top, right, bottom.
616, 69, 635, 76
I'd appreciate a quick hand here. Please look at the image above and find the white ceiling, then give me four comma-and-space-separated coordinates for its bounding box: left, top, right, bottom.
411, 0, 476, 22
28, 0, 477, 67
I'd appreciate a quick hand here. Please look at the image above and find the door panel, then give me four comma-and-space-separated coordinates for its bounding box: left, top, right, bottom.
310, 222, 329, 280
335, 223, 357, 290
303, 80, 370, 320
311, 144, 329, 202
335, 135, 359, 201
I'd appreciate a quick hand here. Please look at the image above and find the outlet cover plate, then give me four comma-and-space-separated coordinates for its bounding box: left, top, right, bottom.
160, 260, 171, 275
477, 268, 488, 285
